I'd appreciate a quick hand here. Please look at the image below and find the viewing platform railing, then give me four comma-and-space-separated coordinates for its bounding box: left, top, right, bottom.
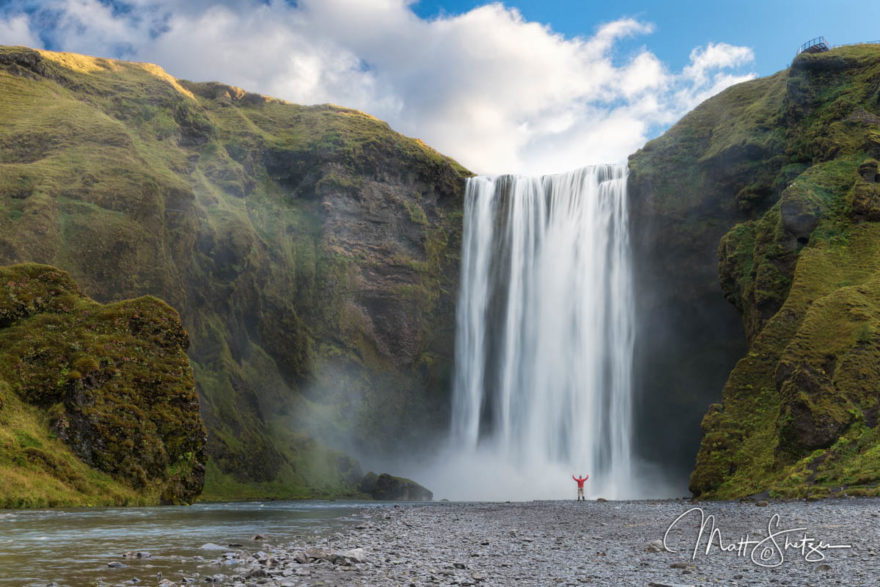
796, 37, 880, 57
797, 37, 829, 55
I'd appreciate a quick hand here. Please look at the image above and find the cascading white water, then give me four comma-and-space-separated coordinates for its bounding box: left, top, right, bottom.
449, 164, 636, 499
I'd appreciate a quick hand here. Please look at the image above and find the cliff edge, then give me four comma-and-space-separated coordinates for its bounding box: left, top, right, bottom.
629, 44, 880, 498
0, 46, 470, 499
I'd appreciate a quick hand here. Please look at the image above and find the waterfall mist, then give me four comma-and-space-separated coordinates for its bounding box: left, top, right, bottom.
418, 165, 680, 500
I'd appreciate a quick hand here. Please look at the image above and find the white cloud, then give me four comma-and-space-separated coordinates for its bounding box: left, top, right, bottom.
684, 42, 754, 85
0, 0, 756, 175
0, 14, 40, 47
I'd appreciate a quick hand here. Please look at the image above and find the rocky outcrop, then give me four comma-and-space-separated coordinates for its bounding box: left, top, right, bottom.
630, 44, 880, 498
849, 160, 880, 220
0, 263, 206, 506
358, 472, 433, 501
0, 46, 469, 498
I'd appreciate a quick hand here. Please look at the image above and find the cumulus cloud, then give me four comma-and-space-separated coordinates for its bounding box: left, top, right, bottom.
0, 13, 40, 47
0, 0, 756, 174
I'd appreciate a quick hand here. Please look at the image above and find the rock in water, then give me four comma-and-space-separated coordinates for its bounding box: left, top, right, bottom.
358, 472, 433, 501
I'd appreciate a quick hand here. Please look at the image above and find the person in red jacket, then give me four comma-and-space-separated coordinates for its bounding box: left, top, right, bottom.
572, 474, 589, 501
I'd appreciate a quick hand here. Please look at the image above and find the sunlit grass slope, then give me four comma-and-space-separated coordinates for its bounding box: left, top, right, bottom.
0, 46, 470, 501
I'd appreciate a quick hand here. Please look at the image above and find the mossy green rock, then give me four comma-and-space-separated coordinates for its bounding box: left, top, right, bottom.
0, 263, 205, 506
0, 46, 469, 498
630, 44, 880, 499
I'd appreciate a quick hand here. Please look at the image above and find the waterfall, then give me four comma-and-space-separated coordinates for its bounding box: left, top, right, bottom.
449, 164, 635, 499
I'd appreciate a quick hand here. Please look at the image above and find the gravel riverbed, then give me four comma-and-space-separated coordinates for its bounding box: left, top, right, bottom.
94, 498, 880, 586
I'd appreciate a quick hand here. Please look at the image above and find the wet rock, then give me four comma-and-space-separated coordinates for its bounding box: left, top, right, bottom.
337, 548, 366, 564
305, 547, 331, 561
358, 472, 433, 501
107, 561, 126, 568
200, 543, 227, 551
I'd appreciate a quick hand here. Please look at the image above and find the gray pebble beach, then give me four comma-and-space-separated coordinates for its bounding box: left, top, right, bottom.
210, 498, 880, 586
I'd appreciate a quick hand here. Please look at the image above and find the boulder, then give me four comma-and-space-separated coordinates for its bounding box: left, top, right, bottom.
849, 180, 880, 221
358, 472, 433, 501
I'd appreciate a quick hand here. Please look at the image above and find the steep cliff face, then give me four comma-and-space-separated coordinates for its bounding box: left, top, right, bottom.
0, 263, 205, 507
0, 46, 469, 498
629, 44, 880, 498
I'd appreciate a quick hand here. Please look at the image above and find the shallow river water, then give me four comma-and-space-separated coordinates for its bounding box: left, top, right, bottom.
0, 500, 382, 585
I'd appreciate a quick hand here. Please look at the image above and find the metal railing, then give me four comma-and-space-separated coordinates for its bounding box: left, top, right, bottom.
835, 40, 880, 48
796, 37, 880, 58
797, 37, 829, 55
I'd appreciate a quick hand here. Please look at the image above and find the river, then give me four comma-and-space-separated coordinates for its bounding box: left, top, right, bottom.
0, 500, 386, 585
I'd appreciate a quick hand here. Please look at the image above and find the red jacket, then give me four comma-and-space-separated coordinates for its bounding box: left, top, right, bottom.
572, 475, 589, 488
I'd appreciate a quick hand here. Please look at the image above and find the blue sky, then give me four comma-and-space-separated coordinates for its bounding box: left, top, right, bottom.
413, 0, 880, 76
1, 1, 878, 174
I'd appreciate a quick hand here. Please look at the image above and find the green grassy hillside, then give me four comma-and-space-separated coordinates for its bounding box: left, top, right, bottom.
0, 263, 205, 507
0, 46, 470, 500
630, 44, 880, 498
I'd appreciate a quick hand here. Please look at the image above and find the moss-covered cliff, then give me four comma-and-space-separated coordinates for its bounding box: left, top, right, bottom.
629, 44, 880, 498
0, 46, 470, 499
0, 263, 205, 507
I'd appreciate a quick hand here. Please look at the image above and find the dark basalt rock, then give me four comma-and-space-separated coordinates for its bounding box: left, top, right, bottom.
359, 472, 433, 501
